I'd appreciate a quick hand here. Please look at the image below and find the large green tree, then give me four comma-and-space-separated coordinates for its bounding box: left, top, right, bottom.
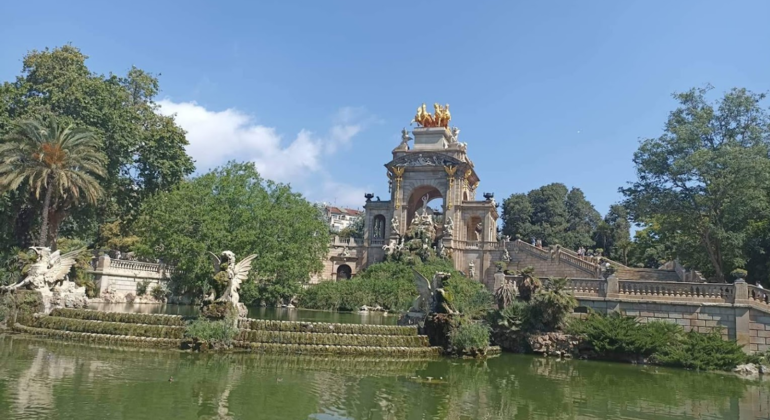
0, 45, 194, 250
593, 204, 632, 261
502, 183, 600, 249
134, 161, 328, 297
0, 118, 107, 246
621, 86, 770, 282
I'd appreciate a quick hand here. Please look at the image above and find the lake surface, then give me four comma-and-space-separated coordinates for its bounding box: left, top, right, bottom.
0, 335, 768, 420
88, 303, 398, 325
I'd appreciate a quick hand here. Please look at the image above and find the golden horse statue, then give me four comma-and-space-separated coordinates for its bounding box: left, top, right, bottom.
411, 103, 451, 128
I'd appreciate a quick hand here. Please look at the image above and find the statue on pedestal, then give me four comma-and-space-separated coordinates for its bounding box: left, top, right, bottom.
2, 247, 88, 313
468, 261, 476, 278
207, 251, 258, 319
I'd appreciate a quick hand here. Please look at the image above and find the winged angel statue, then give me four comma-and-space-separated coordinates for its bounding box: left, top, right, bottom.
207, 251, 258, 308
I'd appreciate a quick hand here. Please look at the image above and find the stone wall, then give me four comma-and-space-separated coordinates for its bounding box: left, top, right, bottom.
493, 272, 770, 354
578, 299, 736, 340
749, 309, 770, 353
89, 256, 170, 298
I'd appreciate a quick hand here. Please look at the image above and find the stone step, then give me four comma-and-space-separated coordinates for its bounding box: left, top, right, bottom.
238, 318, 419, 336
50, 308, 186, 326
13, 323, 182, 348
616, 268, 680, 282
28, 316, 186, 339
237, 329, 430, 348
229, 340, 443, 357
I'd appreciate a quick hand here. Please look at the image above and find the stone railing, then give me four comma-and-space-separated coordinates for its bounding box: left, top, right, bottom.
558, 251, 600, 277
618, 280, 734, 303
511, 239, 550, 260
109, 259, 174, 274
568, 278, 605, 298
370, 238, 385, 246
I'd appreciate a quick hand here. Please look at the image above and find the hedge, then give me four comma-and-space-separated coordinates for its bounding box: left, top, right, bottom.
49, 308, 186, 326
29, 316, 185, 339
237, 329, 429, 348
238, 318, 418, 336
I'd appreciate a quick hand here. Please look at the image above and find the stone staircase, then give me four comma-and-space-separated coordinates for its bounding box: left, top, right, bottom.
614, 267, 680, 282
12, 308, 442, 357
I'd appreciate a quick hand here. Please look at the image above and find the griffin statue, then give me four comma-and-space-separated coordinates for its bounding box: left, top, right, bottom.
1, 247, 88, 313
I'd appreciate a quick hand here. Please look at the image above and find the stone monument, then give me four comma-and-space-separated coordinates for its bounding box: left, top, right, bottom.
1, 247, 88, 313
206, 251, 258, 319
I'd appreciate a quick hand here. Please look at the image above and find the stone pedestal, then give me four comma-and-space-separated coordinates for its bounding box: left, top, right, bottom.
41, 282, 89, 314
412, 127, 451, 150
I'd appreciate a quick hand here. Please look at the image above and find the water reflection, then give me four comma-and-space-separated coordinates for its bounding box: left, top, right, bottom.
87, 303, 398, 325
0, 335, 768, 419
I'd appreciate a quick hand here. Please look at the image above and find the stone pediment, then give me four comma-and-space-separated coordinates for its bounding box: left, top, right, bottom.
387, 152, 464, 169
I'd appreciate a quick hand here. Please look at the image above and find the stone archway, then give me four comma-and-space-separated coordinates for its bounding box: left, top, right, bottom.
406, 185, 444, 227
337, 264, 352, 280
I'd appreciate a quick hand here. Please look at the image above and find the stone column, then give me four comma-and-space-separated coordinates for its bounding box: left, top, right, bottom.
733, 279, 751, 351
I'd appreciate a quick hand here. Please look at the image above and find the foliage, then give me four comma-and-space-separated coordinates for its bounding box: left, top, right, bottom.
337, 215, 364, 239
653, 330, 748, 371
729, 268, 747, 280
240, 277, 302, 306
184, 318, 239, 344
529, 277, 578, 330
593, 204, 632, 262
0, 45, 193, 254
0, 290, 43, 325
442, 275, 494, 318
626, 224, 673, 268
97, 220, 139, 252
297, 276, 416, 312
487, 300, 533, 334
136, 280, 151, 296
621, 86, 770, 282
494, 280, 517, 309
49, 308, 186, 326
568, 312, 750, 370
501, 183, 601, 249
0, 247, 36, 287
0, 117, 107, 246
517, 266, 541, 302
449, 319, 491, 352
134, 161, 328, 299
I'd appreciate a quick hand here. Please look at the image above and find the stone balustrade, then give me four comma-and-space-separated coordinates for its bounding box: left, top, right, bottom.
108, 259, 175, 274
748, 285, 769, 307
567, 278, 605, 298
330, 236, 364, 247
511, 239, 550, 260
618, 280, 734, 303
558, 251, 600, 277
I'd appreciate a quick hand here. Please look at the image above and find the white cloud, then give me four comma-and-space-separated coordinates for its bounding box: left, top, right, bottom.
157, 99, 369, 208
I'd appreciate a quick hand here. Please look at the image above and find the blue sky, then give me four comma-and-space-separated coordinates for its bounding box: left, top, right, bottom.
1, 1, 769, 216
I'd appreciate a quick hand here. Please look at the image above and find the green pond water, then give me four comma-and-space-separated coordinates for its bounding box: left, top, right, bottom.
0, 334, 769, 420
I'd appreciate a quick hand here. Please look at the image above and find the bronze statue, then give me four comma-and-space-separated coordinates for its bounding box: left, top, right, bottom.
410, 103, 451, 128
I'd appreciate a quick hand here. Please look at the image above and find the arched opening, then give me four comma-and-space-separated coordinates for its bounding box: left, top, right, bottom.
467, 216, 483, 241
372, 215, 386, 239
406, 185, 444, 228
336, 264, 352, 280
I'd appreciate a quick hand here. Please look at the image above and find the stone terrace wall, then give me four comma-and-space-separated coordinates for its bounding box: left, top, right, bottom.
89, 256, 171, 297
495, 272, 770, 353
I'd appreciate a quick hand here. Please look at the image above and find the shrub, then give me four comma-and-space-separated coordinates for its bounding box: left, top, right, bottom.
298, 277, 416, 312
151, 284, 167, 301
0, 290, 43, 325
529, 277, 577, 330
487, 300, 533, 334
185, 318, 239, 344
653, 329, 747, 371
442, 275, 494, 318
494, 280, 517, 310
449, 320, 490, 352
136, 280, 151, 296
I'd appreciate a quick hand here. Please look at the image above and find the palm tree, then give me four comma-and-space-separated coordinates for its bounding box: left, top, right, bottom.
0, 117, 107, 246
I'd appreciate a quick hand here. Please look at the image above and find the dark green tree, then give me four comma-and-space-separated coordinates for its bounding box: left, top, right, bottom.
621, 86, 770, 282
134, 161, 328, 298
502, 183, 600, 249
0, 45, 194, 251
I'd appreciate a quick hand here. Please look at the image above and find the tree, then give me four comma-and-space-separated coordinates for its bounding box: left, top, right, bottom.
0, 45, 194, 251
338, 215, 364, 238
621, 86, 770, 282
134, 161, 328, 297
0, 118, 106, 246
502, 183, 600, 249
593, 204, 632, 260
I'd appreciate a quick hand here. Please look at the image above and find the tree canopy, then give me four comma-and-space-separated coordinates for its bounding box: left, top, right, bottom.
621, 86, 770, 282
134, 162, 328, 297
0, 45, 194, 251
501, 183, 602, 250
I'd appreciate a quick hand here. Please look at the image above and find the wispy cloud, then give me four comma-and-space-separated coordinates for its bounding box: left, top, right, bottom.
157, 100, 371, 208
